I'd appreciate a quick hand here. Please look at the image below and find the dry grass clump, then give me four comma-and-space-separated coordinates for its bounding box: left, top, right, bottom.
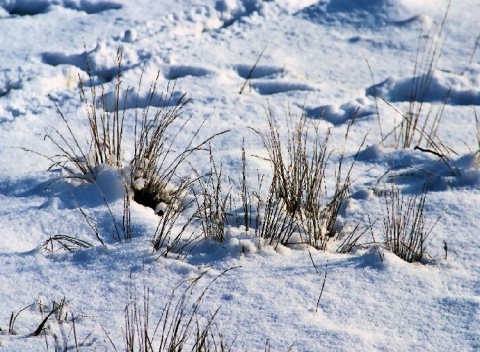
251, 108, 364, 250
6, 296, 95, 350
45, 48, 126, 180
40, 50, 228, 251
382, 184, 440, 263
129, 73, 190, 214
255, 180, 299, 248
394, 8, 448, 150
367, 2, 451, 154
367, 1, 464, 176
117, 269, 236, 352
193, 147, 232, 243
151, 178, 197, 255
380, 1, 480, 178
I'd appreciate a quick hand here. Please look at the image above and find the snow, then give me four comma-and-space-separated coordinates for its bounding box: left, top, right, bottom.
0, 0, 479, 350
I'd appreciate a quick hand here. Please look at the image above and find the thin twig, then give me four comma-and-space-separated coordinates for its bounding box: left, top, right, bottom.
239, 43, 269, 95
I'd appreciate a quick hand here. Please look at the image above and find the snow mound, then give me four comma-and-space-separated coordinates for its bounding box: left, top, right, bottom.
367, 69, 480, 106
306, 98, 375, 125
358, 145, 480, 192
0, 0, 121, 16
42, 43, 122, 82
215, 0, 266, 27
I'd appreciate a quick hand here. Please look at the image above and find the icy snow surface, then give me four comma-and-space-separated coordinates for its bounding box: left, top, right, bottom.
0, 0, 479, 350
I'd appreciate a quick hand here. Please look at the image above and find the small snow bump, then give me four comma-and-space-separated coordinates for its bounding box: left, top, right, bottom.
357, 144, 385, 162
39, 196, 64, 210
351, 189, 374, 200
367, 71, 480, 106
133, 178, 146, 191
155, 202, 167, 216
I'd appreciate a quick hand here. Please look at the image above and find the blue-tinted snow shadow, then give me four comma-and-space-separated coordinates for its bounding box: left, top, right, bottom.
393, 154, 480, 193
295, 0, 380, 27
250, 80, 315, 95
186, 240, 232, 266
67, 0, 122, 14
163, 65, 215, 80
42, 60, 187, 110
327, 249, 385, 271
2, 0, 121, 16
0, 175, 50, 197
0, 166, 127, 210
1, 236, 155, 281
233, 64, 285, 79
295, 0, 378, 27
103, 86, 186, 110
41, 42, 138, 84
435, 295, 480, 348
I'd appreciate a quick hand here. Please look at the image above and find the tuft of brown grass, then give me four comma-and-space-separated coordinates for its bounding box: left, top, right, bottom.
117, 268, 238, 352
251, 107, 364, 250
193, 146, 232, 243
44, 48, 127, 181
382, 184, 440, 263
39, 48, 230, 251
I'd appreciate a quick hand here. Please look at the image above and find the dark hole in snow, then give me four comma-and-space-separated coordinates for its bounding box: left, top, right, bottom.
133, 187, 169, 216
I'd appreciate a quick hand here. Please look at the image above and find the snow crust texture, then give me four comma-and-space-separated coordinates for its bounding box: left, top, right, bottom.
0, 0, 479, 351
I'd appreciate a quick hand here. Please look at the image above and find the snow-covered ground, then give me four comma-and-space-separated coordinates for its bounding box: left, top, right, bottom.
0, 0, 479, 350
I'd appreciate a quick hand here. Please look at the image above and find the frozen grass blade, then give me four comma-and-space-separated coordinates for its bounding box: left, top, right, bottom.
8, 304, 35, 335
335, 224, 362, 254
239, 43, 268, 95
308, 251, 328, 313
42, 235, 93, 253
